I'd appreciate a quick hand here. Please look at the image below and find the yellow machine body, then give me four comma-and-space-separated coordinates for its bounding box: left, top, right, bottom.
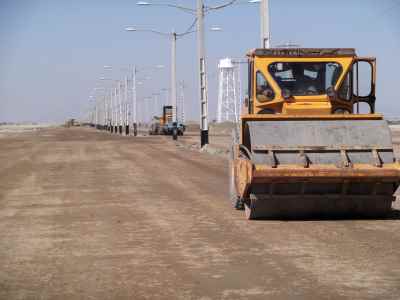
149, 105, 173, 135
230, 48, 400, 219
161, 105, 172, 126
252, 56, 353, 115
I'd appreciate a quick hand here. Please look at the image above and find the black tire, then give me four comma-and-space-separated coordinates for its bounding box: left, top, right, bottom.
172, 127, 178, 140
229, 143, 244, 210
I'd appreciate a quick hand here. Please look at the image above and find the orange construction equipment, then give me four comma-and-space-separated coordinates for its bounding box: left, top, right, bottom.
229, 48, 400, 219
149, 105, 173, 135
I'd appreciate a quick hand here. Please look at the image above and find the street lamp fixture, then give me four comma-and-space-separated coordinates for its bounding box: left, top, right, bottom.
136, 1, 196, 14
210, 26, 222, 31
125, 26, 137, 32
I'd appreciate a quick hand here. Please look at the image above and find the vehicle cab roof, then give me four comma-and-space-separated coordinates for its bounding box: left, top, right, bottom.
247, 48, 357, 58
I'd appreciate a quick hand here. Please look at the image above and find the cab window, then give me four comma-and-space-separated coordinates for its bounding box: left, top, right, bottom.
338, 71, 352, 101
268, 62, 342, 96
256, 71, 275, 102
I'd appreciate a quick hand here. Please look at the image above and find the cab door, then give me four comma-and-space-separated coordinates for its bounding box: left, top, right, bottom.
353, 57, 376, 113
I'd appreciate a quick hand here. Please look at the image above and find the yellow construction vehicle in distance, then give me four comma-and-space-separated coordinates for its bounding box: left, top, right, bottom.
149, 105, 172, 135
230, 48, 400, 219
149, 105, 185, 136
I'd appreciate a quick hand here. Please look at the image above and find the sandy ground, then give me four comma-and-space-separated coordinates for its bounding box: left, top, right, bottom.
1, 127, 400, 299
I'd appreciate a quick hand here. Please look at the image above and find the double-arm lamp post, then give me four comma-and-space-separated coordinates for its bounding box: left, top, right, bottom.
136, 0, 267, 147
125, 26, 193, 140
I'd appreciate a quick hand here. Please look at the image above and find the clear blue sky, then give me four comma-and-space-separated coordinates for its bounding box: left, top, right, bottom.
0, 0, 399, 123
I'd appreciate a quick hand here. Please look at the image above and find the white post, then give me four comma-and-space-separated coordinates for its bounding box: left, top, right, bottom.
217, 65, 223, 123
116, 87, 118, 129
113, 88, 117, 129
154, 94, 159, 116
171, 31, 179, 140
109, 89, 113, 130
118, 82, 123, 132
171, 32, 177, 123
260, 0, 270, 48
133, 67, 138, 135
145, 98, 150, 124
197, 0, 209, 146
95, 97, 98, 128
132, 66, 137, 135
237, 62, 243, 121
232, 68, 238, 123
111, 89, 114, 130
125, 76, 129, 127
104, 95, 107, 129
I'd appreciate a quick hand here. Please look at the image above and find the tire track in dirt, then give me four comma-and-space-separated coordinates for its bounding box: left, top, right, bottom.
120, 138, 400, 299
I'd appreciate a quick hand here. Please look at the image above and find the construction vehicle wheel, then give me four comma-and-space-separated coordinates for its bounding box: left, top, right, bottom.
229, 145, 244, 210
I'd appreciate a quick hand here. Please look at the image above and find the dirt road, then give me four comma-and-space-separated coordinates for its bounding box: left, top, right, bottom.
1, 127, 400, 299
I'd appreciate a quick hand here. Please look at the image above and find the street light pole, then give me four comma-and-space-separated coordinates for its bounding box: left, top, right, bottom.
110, 89, 114, 133
118, 82, 123, 134
124, 75, 129, 135
260, 0, 270, 48
112, 87, 116, 133
101, 65, 113, 132
125, 26, 189, 141
108, 95, 111, 131
95, 97, 99, 129
197, 0, 209, 147
135, 0, 228, 146
171, 31, 178, 140
132, 66, 138, 136
103, 94, 107, 130
114, 81, 119, 133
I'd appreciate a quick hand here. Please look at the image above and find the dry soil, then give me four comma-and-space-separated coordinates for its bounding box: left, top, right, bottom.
0, 127, 399, 299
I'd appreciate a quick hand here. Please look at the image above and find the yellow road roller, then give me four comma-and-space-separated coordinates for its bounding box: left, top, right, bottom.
229, 48, 400, 219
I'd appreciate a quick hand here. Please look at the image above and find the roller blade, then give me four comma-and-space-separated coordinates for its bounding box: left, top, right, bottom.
238, 119, 400, 220
244, 194, 394, 220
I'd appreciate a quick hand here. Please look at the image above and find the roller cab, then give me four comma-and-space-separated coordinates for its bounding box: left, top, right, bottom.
230, 48, 400, 219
